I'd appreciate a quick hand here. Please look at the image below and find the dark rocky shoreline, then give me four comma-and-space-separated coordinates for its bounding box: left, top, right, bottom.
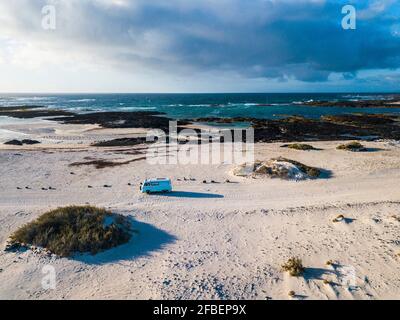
2, 104, 400, 144
191, 114, 400, 142
303, 97, 400, 108
0, 105, 74, 118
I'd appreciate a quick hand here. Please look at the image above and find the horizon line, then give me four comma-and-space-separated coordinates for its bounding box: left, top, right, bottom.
1, 91, 400, 95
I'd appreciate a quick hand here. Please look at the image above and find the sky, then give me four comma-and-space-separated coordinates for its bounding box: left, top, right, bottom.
0, 0, 399, 93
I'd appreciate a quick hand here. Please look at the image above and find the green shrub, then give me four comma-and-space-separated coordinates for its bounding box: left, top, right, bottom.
282, 257, 305, 277
285, 144, 317, 151
8, 206, 132, 257
336, 141, 365, 151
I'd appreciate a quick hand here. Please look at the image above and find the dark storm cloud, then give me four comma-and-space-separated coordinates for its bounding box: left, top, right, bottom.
1, 0, 400, 82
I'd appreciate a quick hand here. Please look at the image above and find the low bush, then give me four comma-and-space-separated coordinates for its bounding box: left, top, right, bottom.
281, 257, 305, 277
284, 144, 317, 151
337, 141, 366, 151
8, 206, 132, 257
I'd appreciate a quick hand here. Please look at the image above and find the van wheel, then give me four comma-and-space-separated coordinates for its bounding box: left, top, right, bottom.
146, 191, 150, 194
162, 190, 168, 193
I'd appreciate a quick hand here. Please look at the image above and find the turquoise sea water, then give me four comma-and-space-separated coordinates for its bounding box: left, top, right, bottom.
1, 93, 400, 120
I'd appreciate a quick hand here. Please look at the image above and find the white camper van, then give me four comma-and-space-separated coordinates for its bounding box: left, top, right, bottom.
140, 178, 172, 194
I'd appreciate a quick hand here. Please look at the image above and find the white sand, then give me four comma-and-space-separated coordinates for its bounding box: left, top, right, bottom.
0, 122, 400, 300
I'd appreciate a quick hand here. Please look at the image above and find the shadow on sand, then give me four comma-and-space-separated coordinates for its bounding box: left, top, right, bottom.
74, 218, 176, 265
156, 191, 224, 198
363, 147, 385, 152
318, 168, 333, 179
303, 267, 334, 281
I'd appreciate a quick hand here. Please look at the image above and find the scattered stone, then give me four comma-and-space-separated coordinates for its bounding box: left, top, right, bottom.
103, 185, 112, 188
332, 215, 345, 223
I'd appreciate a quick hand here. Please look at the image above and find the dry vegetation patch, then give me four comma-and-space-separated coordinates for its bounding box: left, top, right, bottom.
6, 206, 132, 257
337, 141, 366, 152
282, 143, 318, 151
281, 257, 305, 277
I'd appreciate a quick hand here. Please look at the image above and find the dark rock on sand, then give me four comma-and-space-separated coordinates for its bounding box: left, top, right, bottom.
4, 140, 23, 146
0, 106, 74, 118
49, 111, 191, 131
92, 137, 152, 147
21, 139, 41, 145
4, 139, 41, 146
304, 97, 400, 108
208, 114, 400, 143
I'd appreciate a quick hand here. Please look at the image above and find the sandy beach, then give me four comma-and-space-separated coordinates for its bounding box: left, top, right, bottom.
1, 118, 400, 300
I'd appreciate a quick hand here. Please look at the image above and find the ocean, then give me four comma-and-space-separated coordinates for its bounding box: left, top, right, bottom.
1, 93, 400, 120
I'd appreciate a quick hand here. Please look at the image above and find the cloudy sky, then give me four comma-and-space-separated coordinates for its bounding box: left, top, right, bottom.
0, 0, 399, 93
